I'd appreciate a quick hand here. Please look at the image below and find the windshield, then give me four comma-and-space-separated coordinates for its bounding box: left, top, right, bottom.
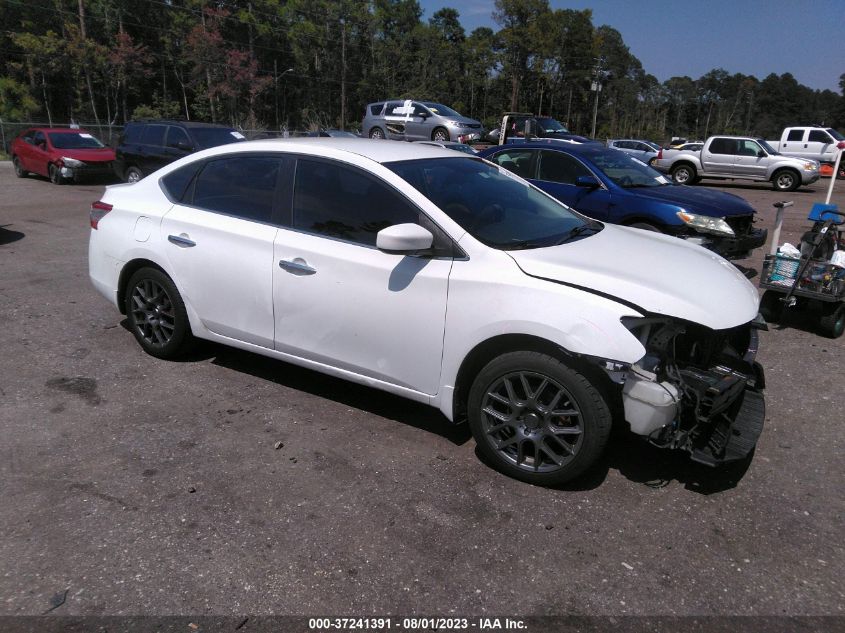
536, 117, 571, 134
422, 102, 462, 118
387, 157, 599, 249
826, 128, 844, 141
48, 132, 105, 149
644, 141, 660, 151
191, 127, 246, 149
590, 150, 670, 188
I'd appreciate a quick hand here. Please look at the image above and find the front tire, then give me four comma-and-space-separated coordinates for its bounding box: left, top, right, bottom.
671, 163, 697, 185
432, 127, 450, 142
369, 127, 385, 140
125, 267, 195, 359
48, 164, 65, 185
125, 166, 144, 184
12, 156, 28, 178
758, 289, 783, 323
772, 169, 800, 192
468, 351, 612, 486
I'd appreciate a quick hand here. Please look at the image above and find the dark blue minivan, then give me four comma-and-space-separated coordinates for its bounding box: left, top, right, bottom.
478, 141, 767, 259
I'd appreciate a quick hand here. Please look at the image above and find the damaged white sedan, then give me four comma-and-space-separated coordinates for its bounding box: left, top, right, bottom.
89, 139, 765, 485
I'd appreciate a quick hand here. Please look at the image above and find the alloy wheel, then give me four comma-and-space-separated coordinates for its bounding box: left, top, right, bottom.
129, 278, 176, 348
479, 371, 584, 473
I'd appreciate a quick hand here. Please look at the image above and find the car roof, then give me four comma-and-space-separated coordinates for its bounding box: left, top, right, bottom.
481, 140, 609, 156
27, 127, 92, 134
127, 120, 234, 129
190, 137, 464, 164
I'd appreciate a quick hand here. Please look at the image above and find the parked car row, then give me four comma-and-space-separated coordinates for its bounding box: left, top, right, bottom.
88, 138, 767, 486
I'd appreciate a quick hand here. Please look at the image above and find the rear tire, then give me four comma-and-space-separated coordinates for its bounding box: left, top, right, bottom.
772, 169, 800, 192
467, 351, 611, 486
12, 156, 28, 178
369, 127, 385, 140
758, 290, 783, 323
671, 163, 697, 185
818, 303, 845, 339
125, 166, 144, 184
125, 267, 195, 359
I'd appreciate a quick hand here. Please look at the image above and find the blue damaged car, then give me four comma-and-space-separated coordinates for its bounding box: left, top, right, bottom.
479, 140, 767, 259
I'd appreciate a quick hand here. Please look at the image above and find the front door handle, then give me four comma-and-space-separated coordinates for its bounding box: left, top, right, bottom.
168, 234, 196, 247
279, 258, 316, 275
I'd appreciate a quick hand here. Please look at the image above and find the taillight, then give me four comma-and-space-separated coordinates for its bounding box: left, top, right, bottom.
657, 148, 663, 159
837, 141, 845, 150
90, 200, 112, 229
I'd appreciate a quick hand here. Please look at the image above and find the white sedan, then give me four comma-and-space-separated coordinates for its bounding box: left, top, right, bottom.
89, 138, 766, 485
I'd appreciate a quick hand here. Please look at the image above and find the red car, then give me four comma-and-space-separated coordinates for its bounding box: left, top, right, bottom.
11, 127, 116, 184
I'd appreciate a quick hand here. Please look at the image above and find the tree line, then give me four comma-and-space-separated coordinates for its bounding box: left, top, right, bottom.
1, 0, 843, 141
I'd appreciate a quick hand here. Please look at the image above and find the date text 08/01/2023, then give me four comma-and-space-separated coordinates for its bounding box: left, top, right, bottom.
308, 617, 527, 630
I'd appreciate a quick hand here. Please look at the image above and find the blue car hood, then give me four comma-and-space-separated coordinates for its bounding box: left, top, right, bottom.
629, 184, 755, 217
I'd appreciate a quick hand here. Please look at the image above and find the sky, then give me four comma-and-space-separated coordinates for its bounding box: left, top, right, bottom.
418, 0, 845, 93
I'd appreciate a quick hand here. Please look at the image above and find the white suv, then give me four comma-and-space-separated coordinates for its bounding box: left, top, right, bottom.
89, 139, 766, 485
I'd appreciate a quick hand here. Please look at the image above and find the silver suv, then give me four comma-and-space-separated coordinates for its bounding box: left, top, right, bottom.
362, 100, 482, 142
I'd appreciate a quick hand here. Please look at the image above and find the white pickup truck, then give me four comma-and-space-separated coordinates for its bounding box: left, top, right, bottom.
767, 126, 845, 165
654, 135, 821, 191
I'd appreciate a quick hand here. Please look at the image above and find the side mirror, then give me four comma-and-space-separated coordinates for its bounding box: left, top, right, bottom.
575, 175, 600, 189
376, 223, 433, 253
418, 111, 429, 119
175, 140, 193, 151
757, 150, 766, 158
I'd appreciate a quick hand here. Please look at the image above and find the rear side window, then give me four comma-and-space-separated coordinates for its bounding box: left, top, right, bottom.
709, 138, 737, 155
488, 150, 536, 179
161, 163, 201, 203
293, 159, 420, 247
191, 156, 283, 223
538, 151, 593, 184
141, 125, 167, 147
369, 103, 384, 116
808, 130, 832, 143
786, 129, 803, 142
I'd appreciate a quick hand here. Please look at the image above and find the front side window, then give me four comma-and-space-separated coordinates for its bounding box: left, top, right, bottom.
387, 157, 598, 250
538, 150, 592, 185
487, 149, 536, 179
33, 131, 47, 147
191, 156, 282, 223
808, 130, 832, 143
293, 159, 420, 247
738, 140, 763, 156
167, 126, 191, 149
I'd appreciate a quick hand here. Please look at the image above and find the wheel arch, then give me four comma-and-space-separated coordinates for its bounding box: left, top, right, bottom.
449, 333, 621, 424
117, 258, 168, 315
671, 160, 697, 174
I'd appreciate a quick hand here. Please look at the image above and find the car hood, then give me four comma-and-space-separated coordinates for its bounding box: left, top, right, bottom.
450, 116, 481, 126
507, 223, 760, 330
625, 184, 755, 217
56, 148, 116, 162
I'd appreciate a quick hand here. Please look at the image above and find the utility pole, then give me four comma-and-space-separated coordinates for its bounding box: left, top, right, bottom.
590, 58, 605, 139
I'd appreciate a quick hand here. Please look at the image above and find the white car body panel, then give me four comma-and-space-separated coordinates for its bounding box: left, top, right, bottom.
507, 224, 760, 331
272, 228, 452, 394
161, 204, 278, 348
89, 138, 760, 428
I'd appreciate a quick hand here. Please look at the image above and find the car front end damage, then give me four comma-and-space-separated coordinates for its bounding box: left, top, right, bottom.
667, 212, 767, 260
608, 315, 766, 466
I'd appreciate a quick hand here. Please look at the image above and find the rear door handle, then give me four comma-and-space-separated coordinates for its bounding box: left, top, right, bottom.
279, 258, 316, 275
168, 234, 196, 247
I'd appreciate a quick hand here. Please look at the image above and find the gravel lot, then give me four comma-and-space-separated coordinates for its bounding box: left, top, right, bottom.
0, 161, 843, 619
